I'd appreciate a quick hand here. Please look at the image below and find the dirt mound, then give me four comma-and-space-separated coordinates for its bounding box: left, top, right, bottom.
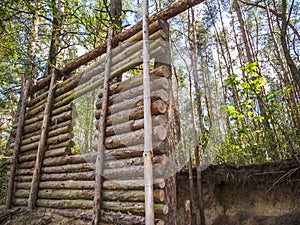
0, 208, 89, 225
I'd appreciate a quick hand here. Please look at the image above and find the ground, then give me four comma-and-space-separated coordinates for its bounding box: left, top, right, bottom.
0, 207, 89, 225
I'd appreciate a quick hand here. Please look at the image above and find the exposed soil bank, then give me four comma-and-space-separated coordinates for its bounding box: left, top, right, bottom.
177, 157, 300, 225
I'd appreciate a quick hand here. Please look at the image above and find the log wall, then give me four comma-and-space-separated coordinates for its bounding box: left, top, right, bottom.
8, 20, 175, 224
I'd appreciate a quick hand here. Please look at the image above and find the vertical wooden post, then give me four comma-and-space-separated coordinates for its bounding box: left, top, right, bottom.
6, 79, 31, 209
143, 0, 155, 224
184, 200, 191, 225
93, 27, 113, 225
28, 70, 57, 210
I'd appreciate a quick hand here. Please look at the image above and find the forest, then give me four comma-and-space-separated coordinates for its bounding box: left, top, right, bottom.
0, 0, 299, 204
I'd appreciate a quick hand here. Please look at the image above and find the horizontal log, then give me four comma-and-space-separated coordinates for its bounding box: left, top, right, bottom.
17, 178, 165, 190
20, 119, 73, 140
19, 133, 73, 153
27, 90, 48, 107
14, 189, 164, 202
103, 115, 167, 137
104, 125, 167, 149
105, 154, 167, 169
44, 147, 72, 158
95, 89, 169, 119
14, 110, 73, 136
39, 189, 93, 200
15, 175, 32, 182
105, 142, 167, 160
11, 125, 72, 148
39, 208, 93, 221
103, 178, 166, 190
36, 199, 93, 209
13, 198, 27, 206
41, 154, 166, 174
42, 152, 96, 167
16, 167, 34, 176
21, 103, 75, 127
37, 163, 164, 181
104, 163, 164, 180
48, 140, 75, 150
102, 201, 168, 215
96, 77, 170, 109
41, 171, 95, 181
17, 160, 35, 169
97, 65, 170, 99
42, 162, 94, 174
39, 181, 95, 189
105, 99, 167, 126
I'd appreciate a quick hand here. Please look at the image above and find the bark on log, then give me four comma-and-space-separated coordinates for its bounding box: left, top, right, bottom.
39, 181, 95, 189
16, 179, 165, 190
105, 99, 167, 125
15, 110, 73, 135
97, 76, 169, 109
21, 103, 74, 127
105, 154, 167, 169
102, 178, 165, 190
102, 189, 165, 203
102, 201, 168, 215
103, 115, 167, 137
48, 140, 75, 150
11, 125, 72, 148
27, 90, 48, 107
98, 65, 170, 98
15, 188, 164, 203
103, 163, 164, 180
104, 125, 167, 149
95, 89, 169, 117
15, 175, 32, 182
13, 198, 28, 206
39, 208, 93, 220
104, 142, 167, 160
42, 162, 94, 174
36, 199, 93, 209
18, 160, 35, 169
29, 164, 164, 181
44, 147, 71, 158
41, 171, 95, 181
42, 152, 96, 167
18, 147, 70, 164
20, 119, 73, 140
19, 133, 73, 153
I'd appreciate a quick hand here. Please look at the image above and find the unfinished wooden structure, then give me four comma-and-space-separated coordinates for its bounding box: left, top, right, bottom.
6, 0, 208, 223
7, 20, 177, 224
